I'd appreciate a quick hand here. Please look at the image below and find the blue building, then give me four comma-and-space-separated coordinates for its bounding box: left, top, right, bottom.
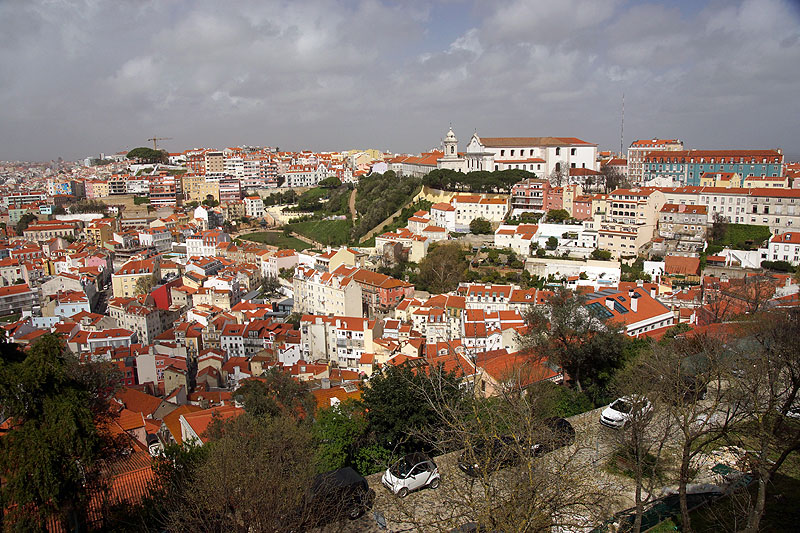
643, 150, 783, 186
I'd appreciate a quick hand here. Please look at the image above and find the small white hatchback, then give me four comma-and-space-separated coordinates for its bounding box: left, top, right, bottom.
381, 452, 440, 498
600, 396, 652, 429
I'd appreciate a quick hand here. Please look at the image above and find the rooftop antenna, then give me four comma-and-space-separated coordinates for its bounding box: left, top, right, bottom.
620, 93, 625, 156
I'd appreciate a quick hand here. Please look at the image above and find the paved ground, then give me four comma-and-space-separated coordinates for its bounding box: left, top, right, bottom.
316, 408, 642, 533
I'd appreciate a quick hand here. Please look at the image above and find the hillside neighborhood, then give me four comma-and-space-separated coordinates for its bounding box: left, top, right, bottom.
1, 131, 799, 531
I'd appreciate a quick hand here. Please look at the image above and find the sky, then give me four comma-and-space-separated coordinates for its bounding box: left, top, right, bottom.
1, 0, 799, 162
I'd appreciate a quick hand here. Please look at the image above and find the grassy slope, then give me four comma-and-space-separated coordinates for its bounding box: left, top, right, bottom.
285, 219, 352, 246
239, 231, 312, 251
713, 223, 772, 250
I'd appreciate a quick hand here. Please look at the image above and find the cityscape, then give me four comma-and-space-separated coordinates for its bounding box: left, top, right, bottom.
1, 1, 799, 532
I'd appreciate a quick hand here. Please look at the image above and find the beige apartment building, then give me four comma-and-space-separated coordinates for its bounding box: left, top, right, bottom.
204, 151, 225, 174
597, 188, 665, 259
292, 265, 363, 317
181, 175, 220, 202
111, 258, 161, 298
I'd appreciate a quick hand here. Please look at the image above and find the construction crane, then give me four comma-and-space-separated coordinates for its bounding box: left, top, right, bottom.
147, 136, 172, 150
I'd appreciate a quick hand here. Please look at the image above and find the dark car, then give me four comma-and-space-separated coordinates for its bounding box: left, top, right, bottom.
458, 436, 520, 477
458, 418, 576, 477
300, 467, 375, 527
530, 417, 576, 456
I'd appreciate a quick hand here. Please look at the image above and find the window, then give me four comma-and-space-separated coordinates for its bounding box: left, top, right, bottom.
556, 147, 561, 156
571, 148, 577, 156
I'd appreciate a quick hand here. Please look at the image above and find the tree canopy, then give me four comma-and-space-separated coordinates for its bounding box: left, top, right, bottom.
233, 367, 315, 420
416, 242, 468, 293
15, 212, 38, 235
360, 362, 464, 455
545, 209, 571, 224
422, 168, 533, 194
126, 147, 168, 164
519, 288, 630, 399
469, 217, 493, 235
0, 334, 121, 529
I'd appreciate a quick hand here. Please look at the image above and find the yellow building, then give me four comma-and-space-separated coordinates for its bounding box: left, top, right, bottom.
111, 258, 160, 298
743, 175, 789, 188
85, 219, 115, 247
182, 175, 220, 202
699, 172, 742, 188
93, 181, 110, 198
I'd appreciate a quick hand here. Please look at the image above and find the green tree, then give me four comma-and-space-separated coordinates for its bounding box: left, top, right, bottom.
15, 212, 38, 235
360, 362, 464, 454
417, 242, 467, 293
590, 248, 612, 261
519, 288, 629, 394
233, 367, 315, 420
312, 400, 368, 472
545, 236, 559, 251
546, 209, 571, 224
126, 147, 168, 164
0, 334, 120, 530
318, 176, 342, 188
469, 217, 493, 235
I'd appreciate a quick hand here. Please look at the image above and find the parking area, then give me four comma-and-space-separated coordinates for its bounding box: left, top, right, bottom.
325, 408, 641, 532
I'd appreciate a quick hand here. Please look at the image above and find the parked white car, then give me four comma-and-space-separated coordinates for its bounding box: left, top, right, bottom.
600, 396, 653, 429
381, 452, 440, 497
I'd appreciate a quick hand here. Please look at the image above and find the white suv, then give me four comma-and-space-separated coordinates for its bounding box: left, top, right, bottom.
600, 396, 652, 429
381, 452, 440, 497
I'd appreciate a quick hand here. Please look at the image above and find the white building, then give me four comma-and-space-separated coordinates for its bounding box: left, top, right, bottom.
244, 196, 265, 219
283, 164, 329, 188
434, 128, 598, 177
138, 228, 172, 252
186, 230, 230, 259
292, 265, 363, 317
767, 232, 800, 265
431, 194, 509, 233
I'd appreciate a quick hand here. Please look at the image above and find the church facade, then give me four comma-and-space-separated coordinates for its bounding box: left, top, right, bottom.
436, 128, 599, 179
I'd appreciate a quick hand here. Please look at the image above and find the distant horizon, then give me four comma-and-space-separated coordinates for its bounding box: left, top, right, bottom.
1, 0, 799, 162
4, 134, 798, 166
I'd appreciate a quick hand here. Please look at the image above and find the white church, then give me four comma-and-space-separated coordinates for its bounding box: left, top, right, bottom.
436, 127, 599, 179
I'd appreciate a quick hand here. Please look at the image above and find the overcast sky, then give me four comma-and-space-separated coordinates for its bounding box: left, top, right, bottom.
1, 0, 799, 162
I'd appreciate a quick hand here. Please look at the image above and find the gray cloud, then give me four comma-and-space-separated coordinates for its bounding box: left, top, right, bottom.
0, 0, 798, 161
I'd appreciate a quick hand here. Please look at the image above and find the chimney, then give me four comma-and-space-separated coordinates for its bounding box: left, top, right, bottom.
628, 289, 635, 298
650, 286, 657, 299
606, 297, 615, 310
631, 293, 639, 312
321, 378, 331, 389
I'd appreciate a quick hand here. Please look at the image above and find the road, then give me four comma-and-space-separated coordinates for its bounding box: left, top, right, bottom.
349, 188, 358, 220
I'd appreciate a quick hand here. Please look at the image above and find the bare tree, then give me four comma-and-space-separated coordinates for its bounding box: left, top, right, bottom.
376, 366, 617, 532
166, 414, 318, 532
610, 364, 676, 533
725, 310, 800, 532
549, 162, 568, 187
638, 333, 745, 533
601, 166, 630, 193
